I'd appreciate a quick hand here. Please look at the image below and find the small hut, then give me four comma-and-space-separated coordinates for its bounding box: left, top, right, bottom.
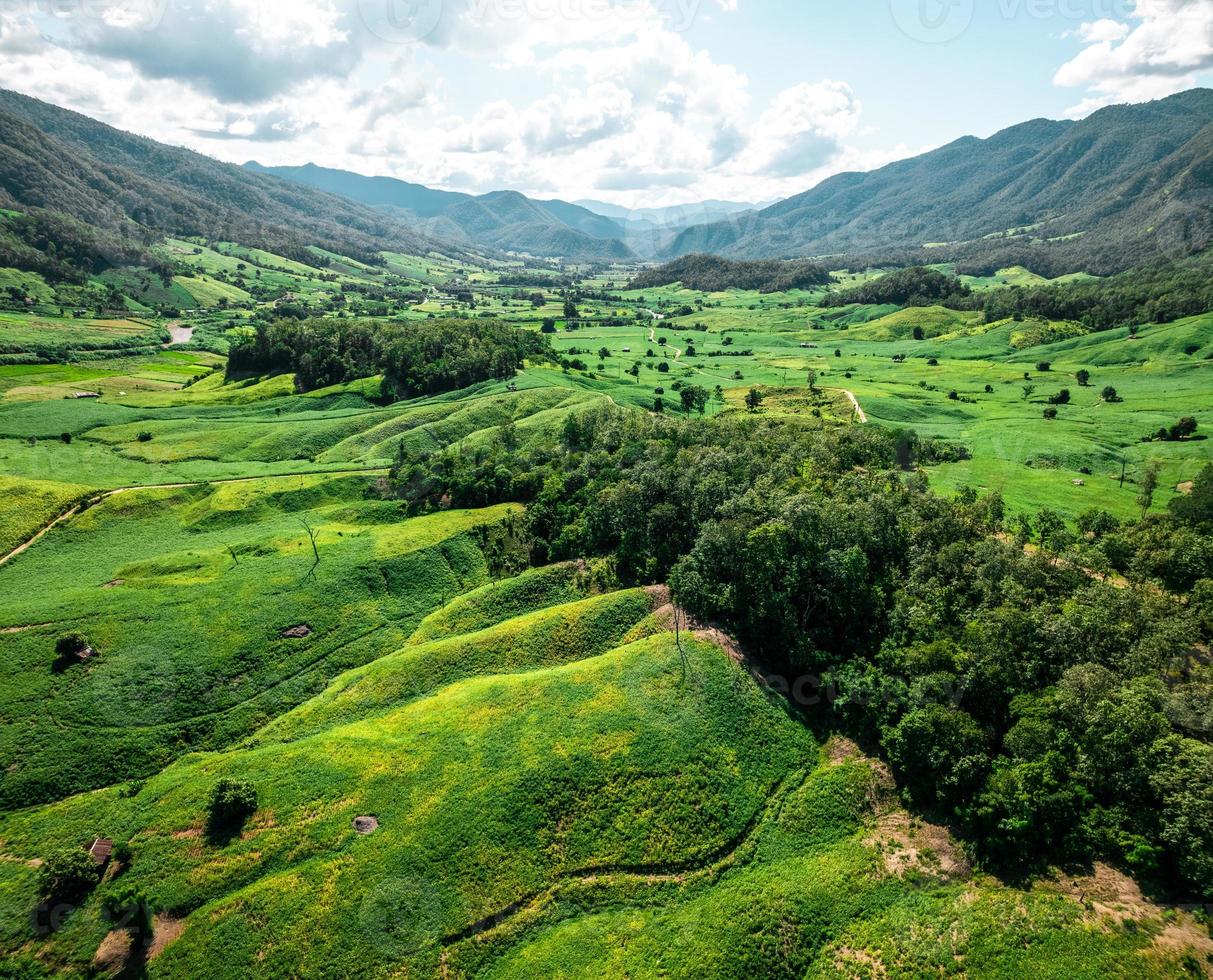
87, 838, 114, 867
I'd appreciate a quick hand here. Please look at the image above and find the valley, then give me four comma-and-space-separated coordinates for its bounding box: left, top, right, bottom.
0, 82, 1210, 979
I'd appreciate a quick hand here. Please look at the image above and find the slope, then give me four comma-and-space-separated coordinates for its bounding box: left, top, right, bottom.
668, 89, 1213, 275
245, 163, 631, 262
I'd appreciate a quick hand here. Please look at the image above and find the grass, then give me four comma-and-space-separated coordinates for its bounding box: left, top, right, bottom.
0, 472, 517, 808
0, 244, 1210, 976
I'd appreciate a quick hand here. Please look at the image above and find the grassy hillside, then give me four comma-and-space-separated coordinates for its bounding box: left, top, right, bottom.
1, 574, 1204, 977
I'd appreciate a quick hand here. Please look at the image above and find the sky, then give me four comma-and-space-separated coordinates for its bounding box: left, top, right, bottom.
1, 0, 1211, 209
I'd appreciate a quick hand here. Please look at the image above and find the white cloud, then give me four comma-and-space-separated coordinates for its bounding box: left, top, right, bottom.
0, 0, 904, 208
1055, 0, 1213, 116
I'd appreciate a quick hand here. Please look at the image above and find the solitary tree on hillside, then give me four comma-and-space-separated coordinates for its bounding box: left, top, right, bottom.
1138, 462, 1160, 519
1076, 369, 1091, 386
745, 388, 765, 413
1022, 384, 1036, 401
1102, 386, 1122, 403
806, 369, 818, 393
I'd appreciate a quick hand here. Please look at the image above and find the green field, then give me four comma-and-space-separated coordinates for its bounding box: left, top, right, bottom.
0, 245, 1210, 977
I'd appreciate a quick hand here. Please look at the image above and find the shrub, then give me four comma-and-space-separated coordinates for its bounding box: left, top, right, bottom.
60, 432, 72, 444
205, 779, 257, 838
39, 847, 100, 903
54, 633, 90, 659
137, 432, 153, 442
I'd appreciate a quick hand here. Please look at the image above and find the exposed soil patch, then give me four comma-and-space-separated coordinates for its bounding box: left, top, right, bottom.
0, 623, 51, 634
1048, 863, 1213, 961
148, 914, 186, 961
825, 736, 863, 766
1178, 481, 1195, 495
865, 811, 970, 882
92, 929, 133, 976
353, 815, 379, 835
102, 579, 125, 589
280, 625, 312, 639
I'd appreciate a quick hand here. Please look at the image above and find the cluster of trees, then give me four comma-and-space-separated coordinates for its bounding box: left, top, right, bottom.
823, 267, 971, 308
962, 255, 1213, 331
1145, 417, 1199, 443
386, 407, 1213, 897
629, 254, 831, 293
225, 318, 552, 398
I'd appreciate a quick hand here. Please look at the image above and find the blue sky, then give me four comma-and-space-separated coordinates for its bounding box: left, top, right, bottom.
1, 0, 1210, 208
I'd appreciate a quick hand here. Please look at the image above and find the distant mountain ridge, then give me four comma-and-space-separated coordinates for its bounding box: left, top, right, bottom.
0, 89, 454, 279
245, 162, 631, 262
667, 89, 1213, 275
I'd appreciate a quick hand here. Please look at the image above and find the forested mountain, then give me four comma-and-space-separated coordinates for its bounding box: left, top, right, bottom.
0, 89, 454, 281
246, 162, 632, 262
668, 89, 1213, 276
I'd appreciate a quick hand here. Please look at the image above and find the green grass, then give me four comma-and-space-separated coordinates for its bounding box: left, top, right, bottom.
0, 472, 517, 808
0, 475, 88, 557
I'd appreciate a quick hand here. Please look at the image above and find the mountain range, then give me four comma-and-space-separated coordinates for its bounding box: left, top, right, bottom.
667, 89, 1213, 276
245, 162, 632, 262
1, 87, 1212, 282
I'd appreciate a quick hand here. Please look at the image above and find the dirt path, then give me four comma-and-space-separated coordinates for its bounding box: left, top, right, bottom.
0, 468, 388, 568
648, 326, 682, 362
835, 388, 867, 423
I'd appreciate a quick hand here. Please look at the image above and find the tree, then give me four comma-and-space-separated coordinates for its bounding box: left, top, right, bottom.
1048, 389, 1071, 405
806, 369, 817, 392
745, 388, 764, 413
103, 884, 152, 940
1036, 361, 1051, 372
206, 779, 257, 840
884, 705, 989, 812
1101, 386, 1121, 403
912, 325, 925, 341
1169, 417, 1198, 441
1043, 407, 1058, 420
1035, 507, 1065, 551
657, 361, 670, 374
680, 385, 709, 415
541, 318, 557, 334
598, 347, 610, 360
653, 396, 665, 414
1076, 369, 1091, 386
39, 848, 100, 903
1022, 384, 1036, 401
1138, 461, 1160, 518
563, 297, 578, 321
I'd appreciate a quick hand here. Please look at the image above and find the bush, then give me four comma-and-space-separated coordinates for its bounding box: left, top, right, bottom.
102, 884, 152, 937
205, 779, 257, 839
137, 432, 153, 442
54, 633, 90, 658
39, 847, 100, 903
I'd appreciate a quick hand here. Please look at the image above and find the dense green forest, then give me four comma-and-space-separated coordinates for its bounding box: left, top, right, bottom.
823, 266, 970, 307
386, 406, 1213, 899
226, 317, 554, 397
629, 254, 831, 293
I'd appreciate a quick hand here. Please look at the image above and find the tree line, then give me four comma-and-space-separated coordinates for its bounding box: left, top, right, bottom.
225, 318, 553, 398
